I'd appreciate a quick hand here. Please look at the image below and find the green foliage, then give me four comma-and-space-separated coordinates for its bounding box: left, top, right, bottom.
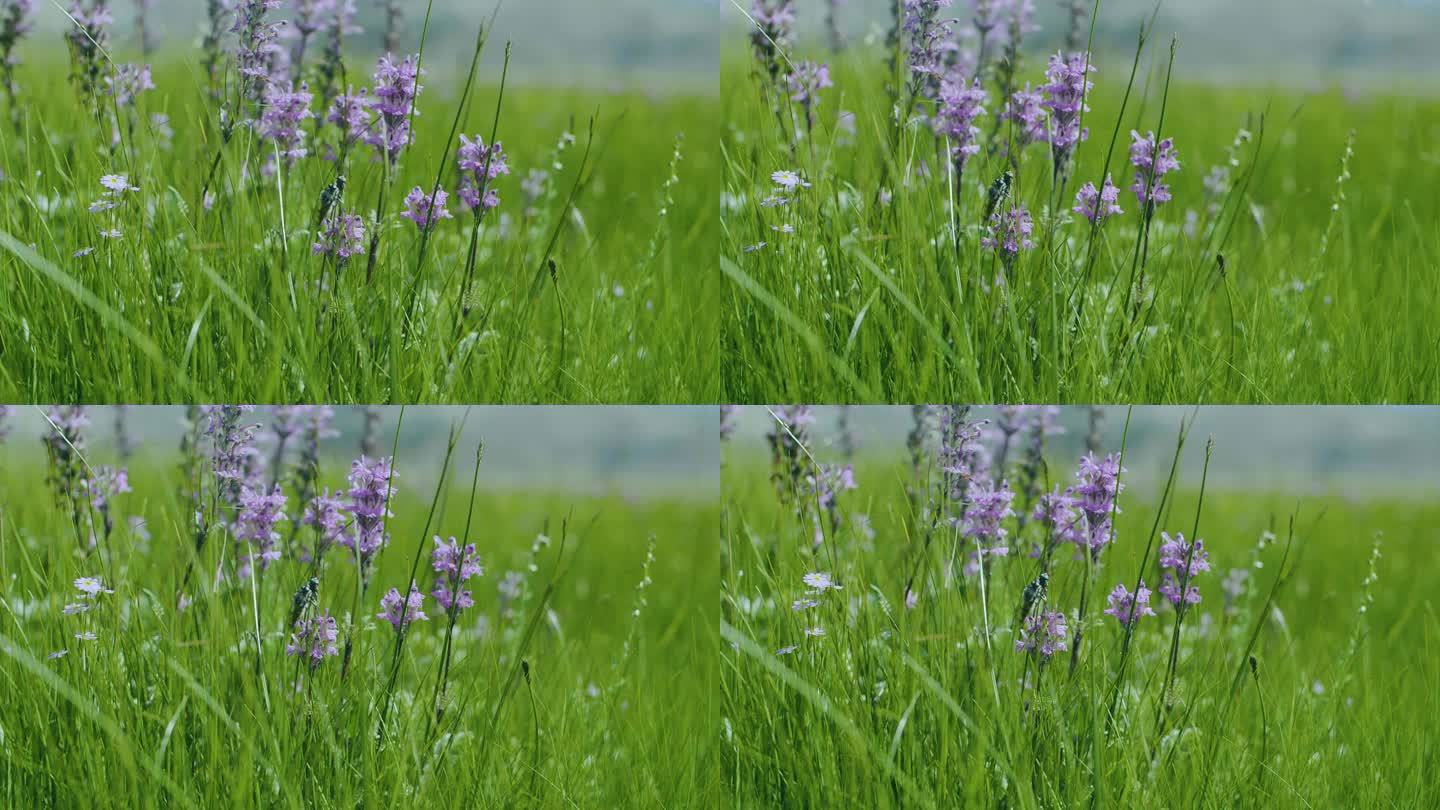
721, 47, 1440, 403
721, 426, 1436, 807
0, 431, 719, 807
0, 57, 719, 403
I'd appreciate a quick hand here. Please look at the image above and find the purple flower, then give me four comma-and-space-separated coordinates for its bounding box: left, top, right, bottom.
749, 1, 795, 82
430, 535, 483, 612
960, 479, 1014, 574
401, 185, 452, 228
105, 63, 154, 108
377, 585, 428, 631
326, 86, 372, 144
232, 0, 286, 110
1103, 581, 1156, 626
938, 407, 989, 486
1040, 52, 1093, 158
807, 464, 857, 510
981, 204, 1036, 261
84, 466, 130, 513
1157, 531, 1210, 605
1070, 452, 1124, 553
339, 456, 394, 568
234, 483, 286, 578
43, 406, 90, 508
285, 609, 339, 669
0, 1, 37, 105
203, 405, 262, 517
1032, 486, 1083, 545
786, 61, 831, 105
1073, 175, 1123, 223
258, 81, 314, 168
63, 1, 112, 101
312, 211, 365, 261
1005, 83, 1047, 146
1015, 610, 1068, 658
903, 0, 956, 85
456, 134, 510, 212
1130, 130, 1181, 208
933, 77, 987, 177
302, 488, 346, 557
365, 53, 424, 164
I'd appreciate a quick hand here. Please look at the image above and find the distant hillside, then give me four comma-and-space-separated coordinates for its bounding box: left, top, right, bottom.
36, 0, 719, 88
754, 0, 1440, 82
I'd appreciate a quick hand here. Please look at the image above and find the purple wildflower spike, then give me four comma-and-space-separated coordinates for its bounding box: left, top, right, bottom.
377, 585, 428, 631
1073, 175, 1123, 223
1103, 581, 1156, 625
1129, 130, 1181, 209
430, 535, 483, 612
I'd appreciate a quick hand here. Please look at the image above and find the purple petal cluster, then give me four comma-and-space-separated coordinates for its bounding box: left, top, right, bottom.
786, 61, 831, 105
259, 81, 314, 167
933, 77, 987, 176
1015, 609, 1067, 658
312, 211, 365, 261
1073, 175, 1123, 223
84, 465, 130, 513
285, 609, 339, 669
456, 134, 510, 213
339, 455, 394, 566
960, 479, 1014, 574
903, 0, 956, 83
749, 1, 795, 80
1103, 581, 1156, 626
1129, 130, 1181, 208
938, 407, 989, 488
377, 585, 428, 631
1157, 531, 1210, 606
401, 185, 452, 228
431, 535, 483, 612
1071, 452, 1123, 551
204, 405, 262, 514
807, 464, 857, 510
981, 204, 1036, 261
365, 53, 423, 165
234, 483, 286, 578
325, 86, 372, 145
301, 488, 346, 559
1005, 83, 1046, 146
1040, 52, 1093, 156
232, 0, 286, 108
0, 1, 37, 97
105, 63, 154, 108
63, 1, 112, 101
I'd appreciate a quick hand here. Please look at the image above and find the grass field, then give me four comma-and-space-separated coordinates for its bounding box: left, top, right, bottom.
721, 7, 1440, 403
0, 406, 719, 807
721, 406, 1436, 807
0, 6, 718, 403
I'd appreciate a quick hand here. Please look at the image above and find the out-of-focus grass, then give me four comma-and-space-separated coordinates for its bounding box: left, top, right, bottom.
721, 407, 1436, 807
721, 41, 1440, 403
0, 412, 719, 806
0, 47, 719, 403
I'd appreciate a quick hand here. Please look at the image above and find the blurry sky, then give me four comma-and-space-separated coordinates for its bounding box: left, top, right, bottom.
1, 406, 718, 499
39, 0, 717, 90
751, 0, 1440, 83
726, 406, 1440, 497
